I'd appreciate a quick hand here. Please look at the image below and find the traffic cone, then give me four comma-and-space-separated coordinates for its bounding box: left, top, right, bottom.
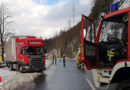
0, 76, 3, 89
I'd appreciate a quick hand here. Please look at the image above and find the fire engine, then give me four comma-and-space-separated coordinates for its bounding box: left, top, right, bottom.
80, 4, 130, 89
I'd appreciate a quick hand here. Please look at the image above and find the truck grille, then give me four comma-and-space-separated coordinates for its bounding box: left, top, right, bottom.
30, 58, 43, 69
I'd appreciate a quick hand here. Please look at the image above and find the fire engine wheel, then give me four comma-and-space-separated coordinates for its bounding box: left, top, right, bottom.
9, 64, 14, 71
116, 80, 130, 90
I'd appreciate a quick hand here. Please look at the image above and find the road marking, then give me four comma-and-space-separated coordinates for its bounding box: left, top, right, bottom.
86, 78, 96, 90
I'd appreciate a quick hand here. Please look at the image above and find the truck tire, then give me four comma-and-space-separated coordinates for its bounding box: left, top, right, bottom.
116, 80, 130, 90
19, 65, 24, 73
9, 64, 14, 71
6, 63, 10, 68
37, 70, 43, 73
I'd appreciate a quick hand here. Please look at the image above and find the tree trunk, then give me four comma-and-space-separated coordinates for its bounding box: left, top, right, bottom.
1, 35, 4, 61
0, 24, 4, 61
1, 46, 4, 61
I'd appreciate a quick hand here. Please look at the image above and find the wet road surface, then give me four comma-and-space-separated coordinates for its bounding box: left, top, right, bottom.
34, 59, 92, 90
15, 59, 117, 90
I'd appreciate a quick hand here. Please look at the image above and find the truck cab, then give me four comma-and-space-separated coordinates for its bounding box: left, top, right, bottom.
16, 36, 46, 72
80, 6, 130, 89
5, 36, 46, 72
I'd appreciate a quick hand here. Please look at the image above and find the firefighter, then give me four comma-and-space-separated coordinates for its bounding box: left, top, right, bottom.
76, 53, 81, 68
107, 21, 128, 61
63, 53, 66, 66
52, 56, 54, 64
52, 54, 57, 64
59, 55, 61, 62
55, 56, 57, 64
76, 53, 85, 70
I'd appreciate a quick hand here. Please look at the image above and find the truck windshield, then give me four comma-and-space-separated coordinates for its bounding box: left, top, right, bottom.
26, 47, 43, 55
99, 14, 128, 42
98, 14, 128, 68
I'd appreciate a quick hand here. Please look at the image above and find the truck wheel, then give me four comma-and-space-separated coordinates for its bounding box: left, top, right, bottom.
116, 80, 130, 90
37, 70, 43, 73
9, 64, 14, 71
6, 63, 10, 68
19, 65, 24, 73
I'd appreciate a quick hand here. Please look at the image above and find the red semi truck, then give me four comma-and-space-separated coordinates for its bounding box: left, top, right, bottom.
5, 36, 46, 72
80, 5, 130, 89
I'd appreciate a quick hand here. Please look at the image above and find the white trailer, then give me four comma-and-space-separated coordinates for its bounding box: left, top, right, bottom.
5, 36, 17, 62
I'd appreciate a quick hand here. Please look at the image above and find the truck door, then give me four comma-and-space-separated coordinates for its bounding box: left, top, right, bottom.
16, 44, 21, 61
16, 43, 23, 62
80, 14, 98, 70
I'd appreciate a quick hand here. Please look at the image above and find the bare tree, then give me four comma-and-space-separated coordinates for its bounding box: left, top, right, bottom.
0, 3, 13, 61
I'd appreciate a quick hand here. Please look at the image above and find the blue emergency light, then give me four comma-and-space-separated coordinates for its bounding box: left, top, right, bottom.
110, 3, 118, 12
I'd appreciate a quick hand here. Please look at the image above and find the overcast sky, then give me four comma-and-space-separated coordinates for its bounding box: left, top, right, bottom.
3, 0, 95, 39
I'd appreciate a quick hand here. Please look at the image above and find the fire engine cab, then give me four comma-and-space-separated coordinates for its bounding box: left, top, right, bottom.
80, 4, 130, 89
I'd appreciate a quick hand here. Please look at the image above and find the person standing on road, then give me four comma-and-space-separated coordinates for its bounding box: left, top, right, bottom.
55, 55, 57, 64
63, 53, 66, 66
59, 55, 61, 62
76, 53, 81, 68
52, 54, 57, 64
52, 56, 54, 64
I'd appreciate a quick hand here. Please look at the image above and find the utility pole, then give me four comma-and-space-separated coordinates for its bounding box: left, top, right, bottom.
129, 0, 130, 7
68, 19, 71, 29
72, 0, 75, 26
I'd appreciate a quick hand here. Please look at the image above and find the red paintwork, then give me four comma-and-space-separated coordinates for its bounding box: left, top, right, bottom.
104, 7, 130, 19
0, 77, 2, 82
83, 15, 96, 42
80, 14, 97, 70
96, 20, 103, 43
16, 36, 45, 65
27, 36, 36, 38
80, 7, 130, 70
116, 60, 128, 64
80, 14, 85, 62
128, 11, 130, 61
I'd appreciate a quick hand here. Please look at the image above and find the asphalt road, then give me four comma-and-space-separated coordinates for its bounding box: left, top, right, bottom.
15, 59, 117, 90
35, 59, 92, 90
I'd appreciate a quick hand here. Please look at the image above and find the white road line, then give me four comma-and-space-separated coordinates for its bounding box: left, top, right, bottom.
86, 78, 96, 90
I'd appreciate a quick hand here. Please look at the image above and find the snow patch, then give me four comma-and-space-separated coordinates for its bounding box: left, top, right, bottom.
0, 59, 52, 90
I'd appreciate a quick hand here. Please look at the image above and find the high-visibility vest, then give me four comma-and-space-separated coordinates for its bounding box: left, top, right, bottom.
107, 50, 119, 57
63, 54, 66, 57
0, 56, 2, 63
76, 54, 80, 65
